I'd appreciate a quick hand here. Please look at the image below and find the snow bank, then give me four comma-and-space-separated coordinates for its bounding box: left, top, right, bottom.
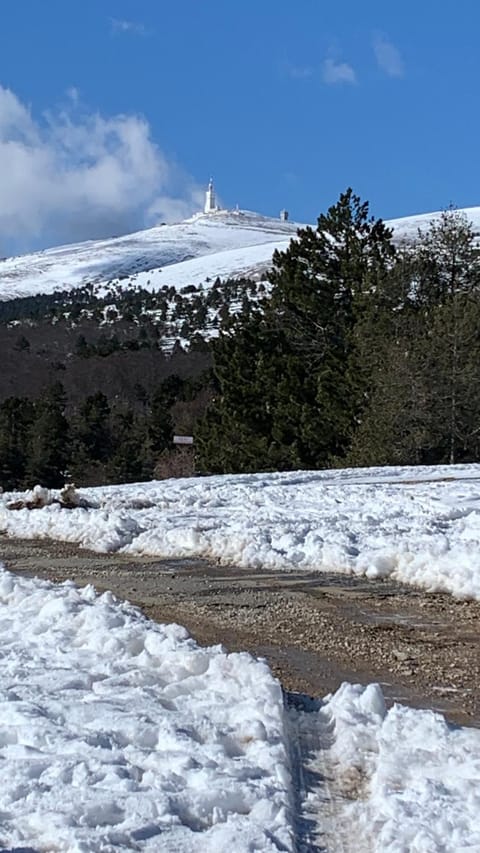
0, 567, 292, 851
0, 564, 479, 849
324, 682, 480, 851
2, 463, 480, 598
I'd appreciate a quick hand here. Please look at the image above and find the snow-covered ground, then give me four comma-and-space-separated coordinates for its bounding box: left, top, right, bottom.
387, 204, 480, 243
2, 204, 480, 303
2, 465, 480, 848
0, 566, 292, 851
3, 462, 480, 599
0, 565, 479, 851
304, 682, 480, 852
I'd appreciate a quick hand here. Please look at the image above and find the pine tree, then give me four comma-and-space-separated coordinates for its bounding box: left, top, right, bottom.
413, 209, 480, 463
347, 307, 433, 466
0, 397, 35, 489
74, 392, 112, 463
348, 208, 480, 466
107, 407, 149, 484
197, 189, 396, 473
147, 378, 176, 459
196, 309, 288, 473
26, 383, 70, 487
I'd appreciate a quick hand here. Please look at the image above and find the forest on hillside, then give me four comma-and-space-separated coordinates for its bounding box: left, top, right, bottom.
1, 188, 480, 488
197, 190, 480, 474
0, 276, 255, 487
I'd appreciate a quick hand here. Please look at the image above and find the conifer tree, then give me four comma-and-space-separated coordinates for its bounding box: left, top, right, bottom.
74, 392, 112, 463
413, 210, 480, 462
349, 208, 480, 466
0, 397, 35, 489
197, 189, 396, 473
107, 407, 148, 483
26, 383, 70, 487
147, 379, 176, 460
196, 309, 288, 473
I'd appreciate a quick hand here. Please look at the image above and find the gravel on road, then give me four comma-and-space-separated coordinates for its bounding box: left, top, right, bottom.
2, 535, 479, 727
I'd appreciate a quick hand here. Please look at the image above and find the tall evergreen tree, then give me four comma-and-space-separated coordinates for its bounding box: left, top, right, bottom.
196, 309, 291, 473
74, 392, 112, 463
68, 392, 113, 484
349, 208, 480, 466
414, 210, 480, 462
0, 397, 35, 489
106, 406, 148, 484
26, 383, 70, 487
147, 378, 176, 459
197, 189, 396, 473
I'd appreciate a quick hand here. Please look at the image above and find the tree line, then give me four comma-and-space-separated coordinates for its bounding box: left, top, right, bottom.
196, 190, 480, 473
0, 276, 262, 349
0, 377, 199, 489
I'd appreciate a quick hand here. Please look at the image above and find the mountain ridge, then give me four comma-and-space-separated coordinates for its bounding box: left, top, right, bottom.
2, 205, 480, 303
0, 210, 300, 302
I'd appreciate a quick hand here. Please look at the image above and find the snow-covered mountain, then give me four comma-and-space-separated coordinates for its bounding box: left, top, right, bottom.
387, 206, 480, 243
0, 210, 300, 302
2, 205, 480, 303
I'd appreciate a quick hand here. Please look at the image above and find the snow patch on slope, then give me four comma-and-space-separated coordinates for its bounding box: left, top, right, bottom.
389, 205, 480, 243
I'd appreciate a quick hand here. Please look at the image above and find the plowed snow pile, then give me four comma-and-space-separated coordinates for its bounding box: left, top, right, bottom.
3, 462, 480, 598
0, 568, 479, 850
0, 567, 292, 851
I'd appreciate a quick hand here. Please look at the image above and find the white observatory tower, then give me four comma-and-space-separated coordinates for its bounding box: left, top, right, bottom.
204, 178, 218, 214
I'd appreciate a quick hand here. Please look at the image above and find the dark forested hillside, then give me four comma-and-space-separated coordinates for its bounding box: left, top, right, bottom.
0, 276, 265, 487
0, 275, 263, 401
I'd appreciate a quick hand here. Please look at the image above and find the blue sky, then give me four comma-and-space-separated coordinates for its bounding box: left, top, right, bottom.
0, 1, 479, 252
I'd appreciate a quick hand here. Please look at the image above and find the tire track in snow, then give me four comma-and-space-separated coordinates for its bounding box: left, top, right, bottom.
286, 693, 372, 853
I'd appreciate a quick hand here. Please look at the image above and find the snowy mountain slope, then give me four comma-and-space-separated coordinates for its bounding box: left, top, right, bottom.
388, 205, 480, 242
106, 240, 293, 295
2, 204, 480, 304
0, 210, 299, 301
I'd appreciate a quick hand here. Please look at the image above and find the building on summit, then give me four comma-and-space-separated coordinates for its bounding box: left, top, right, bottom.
204, 179, 290, 221
204, 178, 219, 214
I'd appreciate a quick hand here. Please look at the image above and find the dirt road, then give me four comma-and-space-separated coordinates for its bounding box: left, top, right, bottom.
2, 536, 479, 727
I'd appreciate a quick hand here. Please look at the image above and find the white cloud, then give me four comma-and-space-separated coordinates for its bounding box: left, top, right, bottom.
66, 86, 80, 104
373, 34, 404, 78
284, 62, 313, 80
110, 18, 148, 36
322, 58, 357, 85
0, 85, 201, 253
